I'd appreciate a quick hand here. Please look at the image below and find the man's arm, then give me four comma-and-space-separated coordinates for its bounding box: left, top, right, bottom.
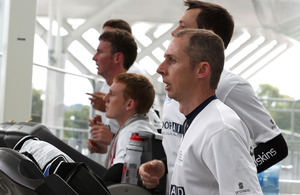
204, 129, 263, 194
254, 134, 288, 173
218, 75, 288, 172
139, 159, 166, 189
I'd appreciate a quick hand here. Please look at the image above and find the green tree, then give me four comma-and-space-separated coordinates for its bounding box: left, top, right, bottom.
63, 105, 90, 140
256, 84, 300, 132
31, 88, 90, 130
257, 84, 280, 99
64, 105, 90, 129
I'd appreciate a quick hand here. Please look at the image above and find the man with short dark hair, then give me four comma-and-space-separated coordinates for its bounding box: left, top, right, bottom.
139, 0, 287, 190
163, 0, 287, 176
88, 29, 138, 154
87, 21, 162, 160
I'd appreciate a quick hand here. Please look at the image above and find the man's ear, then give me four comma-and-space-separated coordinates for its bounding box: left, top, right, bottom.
197, 62, 210, 79
126, 99, 136, 111
113, 52, 124, 64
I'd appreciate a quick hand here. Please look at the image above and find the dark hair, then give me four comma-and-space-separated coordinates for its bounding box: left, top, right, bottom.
114, 73, 155, 114
103, 19, 132, 34
175, 29, 225, 89
99, 29, 137, 70
184, 0, 234, 48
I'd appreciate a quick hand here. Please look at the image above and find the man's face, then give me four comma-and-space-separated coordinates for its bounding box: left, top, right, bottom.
171, 8, 200, 36
156, 35, 197, 102
92, 40, 114, 77
104, 81, 128, 121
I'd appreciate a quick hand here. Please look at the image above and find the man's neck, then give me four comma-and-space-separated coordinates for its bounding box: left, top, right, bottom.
117, 111, 137, 127
105, 68, 127, 86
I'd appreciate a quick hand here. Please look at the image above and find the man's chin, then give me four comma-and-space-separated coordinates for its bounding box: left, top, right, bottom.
105, 112, 112, 119
167, 92, 175, 100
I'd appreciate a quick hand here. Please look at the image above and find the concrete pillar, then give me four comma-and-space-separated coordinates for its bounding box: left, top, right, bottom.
0, 0, 37, 122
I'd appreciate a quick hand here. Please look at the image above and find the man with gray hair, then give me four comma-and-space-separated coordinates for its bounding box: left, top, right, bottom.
140, 29, 262, 194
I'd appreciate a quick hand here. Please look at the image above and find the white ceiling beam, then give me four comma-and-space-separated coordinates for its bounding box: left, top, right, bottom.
136, 27, 173, 62
226, 33, 257, 62
65, 0, 131, 46
229, 37, 268, 71
245, 43, 292, 80
67, 51, 94, 76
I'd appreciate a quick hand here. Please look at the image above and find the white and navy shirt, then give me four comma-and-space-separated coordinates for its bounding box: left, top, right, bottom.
162, 69, 281, 183
170, 97, 262, 195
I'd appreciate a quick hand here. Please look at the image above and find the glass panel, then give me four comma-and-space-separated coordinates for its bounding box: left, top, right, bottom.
31, 64, 93, 154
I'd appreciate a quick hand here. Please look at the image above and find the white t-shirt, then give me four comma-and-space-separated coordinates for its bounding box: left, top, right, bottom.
108, 114, 158, 166
162, 69, 281, 183
170, 99, 262, 195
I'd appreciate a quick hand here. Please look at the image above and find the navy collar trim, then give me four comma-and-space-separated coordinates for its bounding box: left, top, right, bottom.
183, 95, 217, 135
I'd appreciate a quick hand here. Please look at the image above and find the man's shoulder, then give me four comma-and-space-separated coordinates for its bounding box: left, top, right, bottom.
126, 115, 157, 132
217, 69, 252, 101
195, 100, 241, 126
219, 69, 248, 85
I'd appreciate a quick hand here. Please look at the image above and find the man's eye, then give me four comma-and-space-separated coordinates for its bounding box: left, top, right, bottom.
168, 58, 176, 64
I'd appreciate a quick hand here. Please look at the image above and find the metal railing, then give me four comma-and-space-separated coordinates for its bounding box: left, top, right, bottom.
35, 97, 300, 194
47, 98, 300, 180
259, 97, 300, 135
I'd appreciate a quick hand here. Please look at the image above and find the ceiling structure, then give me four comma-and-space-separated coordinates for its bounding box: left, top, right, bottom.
34, 0, 300, 96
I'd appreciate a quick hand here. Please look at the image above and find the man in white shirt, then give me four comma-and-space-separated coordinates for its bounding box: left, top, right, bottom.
101, 72, 157, 184
87, 20, 162, 156
87, 29, 138, 154
142, 29, 262, 194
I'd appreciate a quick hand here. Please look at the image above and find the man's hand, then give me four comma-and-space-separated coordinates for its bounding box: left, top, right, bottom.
88, 139, 108, 154
87, 92, 106, 112
89, 114, 102, 127
88, 114, 114, 154
90, 122, 114, 146
139, 159, 165, 189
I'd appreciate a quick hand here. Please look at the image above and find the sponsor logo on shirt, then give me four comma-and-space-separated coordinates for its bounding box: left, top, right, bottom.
270, 119, 277, 130
170, 185, 185, 195
162, 121, 184, 134
254, 148, 277, 166
235, 182, 251, 194
176, 149, 184, 166
250, 146, 254, 156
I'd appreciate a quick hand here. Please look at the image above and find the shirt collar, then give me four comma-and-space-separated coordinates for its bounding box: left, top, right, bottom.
183, 95, 217, 135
